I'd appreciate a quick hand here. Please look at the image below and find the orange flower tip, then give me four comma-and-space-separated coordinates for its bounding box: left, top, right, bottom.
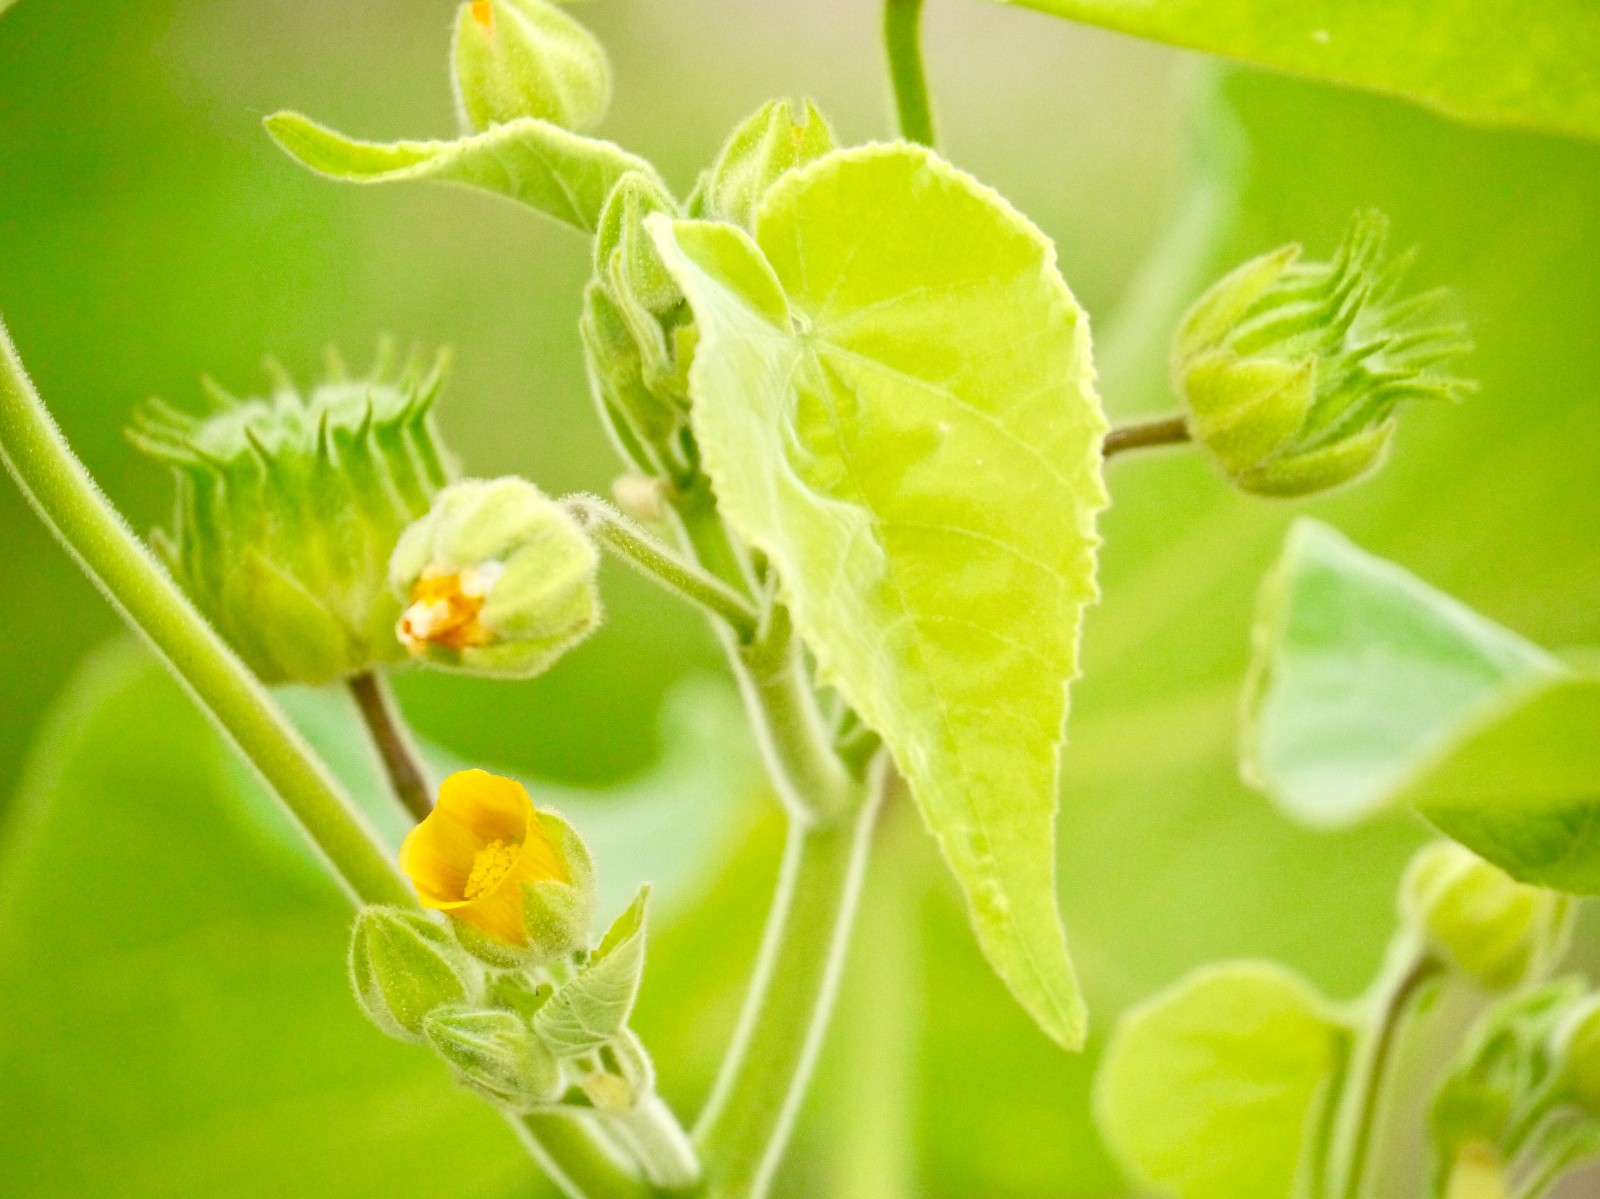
470, 0, 493, 29
396, 563, 502, 654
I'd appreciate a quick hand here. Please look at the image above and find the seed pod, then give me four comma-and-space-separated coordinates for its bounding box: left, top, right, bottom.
129, 349, 454, 685
1173, 211, 1473, 498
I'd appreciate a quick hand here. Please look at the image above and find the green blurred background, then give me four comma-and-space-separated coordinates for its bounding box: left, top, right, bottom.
0, 1, 1596, 1196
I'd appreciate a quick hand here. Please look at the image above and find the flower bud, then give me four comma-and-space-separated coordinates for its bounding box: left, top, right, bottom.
451, 0, 610, 134
595, 172, 682, 318
1552, 996, 1600, 1109
1401, 841, 1573, 990
349, 905, 480, 1041
580, 281, 696, 483
129, 350, 455, 685
689, 98, 836, 231
423, 1004, 564, 1109
399, 769, 597, 966
390, 477, 600, 678
1173, 210, 1472, 498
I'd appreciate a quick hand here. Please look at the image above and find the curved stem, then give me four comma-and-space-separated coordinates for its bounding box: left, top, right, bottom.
1328, 936, 1442, 1199
348, 670, 433, 823
692, 758, 887, 1199
608, 1095, 702, 1192
567, 494, 761, 642
884, 0, 937, 147
0, 317, 412, 909
1102, 413, 1192, 459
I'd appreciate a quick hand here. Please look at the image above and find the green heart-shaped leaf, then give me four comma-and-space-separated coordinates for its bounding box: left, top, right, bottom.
650, 143, 1108, 1048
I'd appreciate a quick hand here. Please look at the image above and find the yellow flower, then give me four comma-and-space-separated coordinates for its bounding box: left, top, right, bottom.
400, 769, 569, 945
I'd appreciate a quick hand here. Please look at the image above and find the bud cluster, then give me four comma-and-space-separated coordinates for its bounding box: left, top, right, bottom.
1174, 210, 1473, 498
350, 771, 658, 1119
582, 99, 837, 487
130, 349, 455, 685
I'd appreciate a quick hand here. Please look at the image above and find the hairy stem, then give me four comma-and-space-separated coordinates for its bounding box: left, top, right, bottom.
0, 317, 411, 909
1328, 937, 1442, 1199
884, 0, 937, 147
348, 670, 433, 823
512, 1113, 656, 1199
607, 1095, 703, 1192
1101, 413, 1192, 459
567, 493, 761, 642
693, 759, 888, 1199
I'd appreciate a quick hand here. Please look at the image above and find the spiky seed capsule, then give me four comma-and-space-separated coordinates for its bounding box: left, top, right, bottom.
1174, 210, 1474, 498
129, 347, 456, 685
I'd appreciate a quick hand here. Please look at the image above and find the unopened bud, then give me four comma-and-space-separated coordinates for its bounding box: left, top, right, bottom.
390, 477, 601, 678
595, 172, 681, 317
129, 349, 454, 684
1401, 842, 1573, 990
452, 0, 610, 133
424, 1005, 564, 1108
689, 98, 836, 231
349, 906, 479, 1041
1174, 210, 1472, 498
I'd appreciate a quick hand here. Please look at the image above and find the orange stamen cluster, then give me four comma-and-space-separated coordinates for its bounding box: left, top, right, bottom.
397, 566, 498, 655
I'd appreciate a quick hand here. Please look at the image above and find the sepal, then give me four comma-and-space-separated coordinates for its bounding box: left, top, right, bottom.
534, 884, 649, 1057
348, 906, 480, 1041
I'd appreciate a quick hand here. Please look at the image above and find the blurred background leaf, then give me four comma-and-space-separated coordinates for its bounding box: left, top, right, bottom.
999, 0, 1600, 140
2, 1, 1598, 1198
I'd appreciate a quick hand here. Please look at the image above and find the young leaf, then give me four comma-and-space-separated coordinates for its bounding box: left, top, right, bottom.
263, 111, 664, 234
1243, 518, 1559, 827
1095, 961, 1350, 1199
649, 143, 1108, 1049
533, 884, 650, 1057
995, 0, 1600, 142
1399, 672, 1600, 894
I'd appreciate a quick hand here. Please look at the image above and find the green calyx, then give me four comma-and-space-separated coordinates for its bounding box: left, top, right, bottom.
1174, 209, 1473, 498
1400, 841, 1573, 991
687, 98, 837, 231
389, 476, 601, 678
451, 0, 610, 134
424, 1004, 565, 1109
128, 348, 455, 685
349, 906, 482, 1041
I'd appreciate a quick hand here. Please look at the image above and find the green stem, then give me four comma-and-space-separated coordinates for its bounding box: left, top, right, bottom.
608, 1095, 703, 1192
511, 1112, 655, 1199
1101, 413, 1192, 459
0, 317, 411, 909
1328, 936, 1442, 1199
884, 0, 937, 147
348, 670, 433, 824
567, 493, 761, 642
692, 758, 887, 1199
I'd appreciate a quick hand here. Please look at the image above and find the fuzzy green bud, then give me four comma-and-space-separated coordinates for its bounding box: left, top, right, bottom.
129, 350, 454, 685
389, 477, 601, 678
689, 98, 836, 231
349, 906, 480, 1041
1401, 842, 1573, 990
452, 0, 610, 133
1174, 210, 1472, 498
580, 281, 696, 482
423, 1005, 564, 1108
595, 172, 681, 317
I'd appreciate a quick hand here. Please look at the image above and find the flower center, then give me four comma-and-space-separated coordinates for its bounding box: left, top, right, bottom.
397, 564, 501, 654
464, 838, 521, 900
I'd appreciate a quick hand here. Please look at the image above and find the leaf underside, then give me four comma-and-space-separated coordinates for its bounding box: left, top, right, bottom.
1243, 518, 1558, 828
263, 111, 664, 234
652, 143, 1108, 1048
